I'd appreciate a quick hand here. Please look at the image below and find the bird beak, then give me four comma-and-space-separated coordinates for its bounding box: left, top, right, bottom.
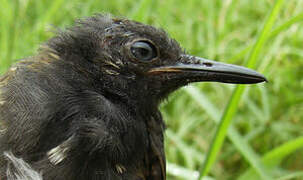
148, 54, 267, 84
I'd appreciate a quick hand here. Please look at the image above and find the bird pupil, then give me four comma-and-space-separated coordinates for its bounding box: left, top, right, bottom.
138, 48, 149, 57
130, 41, 157, 61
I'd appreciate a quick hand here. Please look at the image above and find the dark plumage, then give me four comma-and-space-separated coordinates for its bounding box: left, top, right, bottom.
0, 14, 266, 180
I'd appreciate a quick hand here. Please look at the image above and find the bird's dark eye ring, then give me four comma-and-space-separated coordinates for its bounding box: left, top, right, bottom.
130, 41, 158, 62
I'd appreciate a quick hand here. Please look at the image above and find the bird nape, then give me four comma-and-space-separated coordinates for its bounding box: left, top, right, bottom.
0, 14, 266, 180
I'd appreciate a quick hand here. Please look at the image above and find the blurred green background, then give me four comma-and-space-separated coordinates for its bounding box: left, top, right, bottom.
0, 0, 302, 179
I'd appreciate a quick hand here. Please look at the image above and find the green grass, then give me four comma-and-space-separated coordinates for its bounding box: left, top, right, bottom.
1, 0, 302, 179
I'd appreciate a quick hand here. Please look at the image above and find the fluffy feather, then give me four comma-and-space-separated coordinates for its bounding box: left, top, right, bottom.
4, 152, 43, 180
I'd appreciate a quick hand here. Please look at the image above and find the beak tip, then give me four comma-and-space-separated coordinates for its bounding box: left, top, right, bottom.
264, 78, 269, 83
251, 75, 267, 84
258, 74, 268, 83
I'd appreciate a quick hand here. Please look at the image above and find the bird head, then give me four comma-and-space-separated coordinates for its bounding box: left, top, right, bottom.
45, 15, 266, 103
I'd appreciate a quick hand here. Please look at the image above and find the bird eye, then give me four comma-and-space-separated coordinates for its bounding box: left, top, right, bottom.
130, 41, 157, 61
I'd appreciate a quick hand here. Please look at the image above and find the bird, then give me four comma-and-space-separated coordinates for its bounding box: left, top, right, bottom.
0, 14, 266, 180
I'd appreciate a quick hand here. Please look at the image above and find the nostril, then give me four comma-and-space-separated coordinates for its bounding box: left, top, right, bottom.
203, 62, 213, 67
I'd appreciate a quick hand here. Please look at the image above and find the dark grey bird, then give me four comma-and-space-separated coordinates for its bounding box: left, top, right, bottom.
0, 15, 266, 180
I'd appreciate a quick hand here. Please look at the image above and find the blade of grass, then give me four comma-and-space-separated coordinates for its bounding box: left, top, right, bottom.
185, 86, 221, 121
186, 86, 272, 180
228, 12, 303, 63
270, 12, 303, 38
261, 137, 303, 166
167, 162, 215, 180
166, 129, 204, 168
276, 171, 303, 180
238, 136, 303, 180
199, 0, 285, 179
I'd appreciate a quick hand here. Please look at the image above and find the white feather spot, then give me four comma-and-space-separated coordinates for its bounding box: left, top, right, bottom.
47, 136, 73, 165
0, 100, 5, 105
0, 128, 6, 135
115, 164, 126, 174
10, 67, 17, 72
4, 151, 43, 180
105, 69, 119, 75
47, 145, 68, 165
